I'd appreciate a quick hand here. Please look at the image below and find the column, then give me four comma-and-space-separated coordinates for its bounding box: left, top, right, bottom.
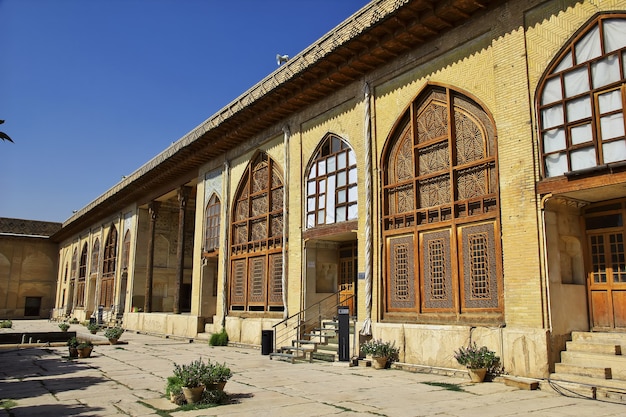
173, 186, 191, 314
144, 201, 160, 313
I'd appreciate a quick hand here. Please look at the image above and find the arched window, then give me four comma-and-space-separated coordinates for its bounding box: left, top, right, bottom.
539, 15, 626, 178
100, 225, 117, 308
70, 248, 78, 280
305, 133, 357, 228
77, 243, 87, 307
230, 152, 285, 312
122, 230, 131, 270
204, 193, 221, 252
382, 84, 502, 319
90, 238, 100, 274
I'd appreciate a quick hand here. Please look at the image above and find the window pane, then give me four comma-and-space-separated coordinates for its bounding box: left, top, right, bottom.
335, 207, 346, 222
337, 171, 347, 187
571, 123, 592, 145
604, 19, 626, 52
599, 90, 623, 113
317, 160, 326, 176
308, 166, 316, 179
307, 197, 316, 211
542, 77, 563, 105
348, 185, 358, 202
570, 146, 596, 171
542, 104, 564, 129
603, 140, 626, 163
337, 153, 346, 170
307, 180, 316, 195
592, 54, 620, 88
564, 67, 590, 97
545, 152, 568, 177
566, 96, 591, 122
307, 214, 315, 228
327, 155, 336, 172
318, 195, 325, 209
575, 25, 601, 63
337, 189, 347, 204
349, 167, 357, 184
317, 210, 325, 224
554, 51, 573, 73
600, 114, 625, 140
319, 179, 326, 193
327, 175, 336, 221
543, 128, 566, 152
348, 203, 358, 220
348, 149, 356, 166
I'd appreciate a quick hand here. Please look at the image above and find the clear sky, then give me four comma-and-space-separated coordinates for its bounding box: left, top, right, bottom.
0, 0, 367, 223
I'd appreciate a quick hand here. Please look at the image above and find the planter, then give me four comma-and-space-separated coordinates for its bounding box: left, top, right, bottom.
206, 381, 227, 391
182, 386, 204, 404
77, 347, 92, 358
108, 338, 118, 345
468, 368, 487, 383
68, 347, 78, 358
371, 356, 387, 369
90, 330, 97, 335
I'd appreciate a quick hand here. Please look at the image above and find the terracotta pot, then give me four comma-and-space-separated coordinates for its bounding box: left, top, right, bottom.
206, 381, 227, 391
468, 368, 487, 383
108, 338, 118, 345
182, 386, 204, 404
68, 347, 78, 358
371, 356, 387, 369
77, 347, 92, 358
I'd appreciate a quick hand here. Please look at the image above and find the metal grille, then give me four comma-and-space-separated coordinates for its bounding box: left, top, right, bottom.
469, 232, 490, 299
389, 235, 415, 309
462, 223, 499, 309
422, 230, 453, 309
248, 257, 266, 303
268, 254, 283, 304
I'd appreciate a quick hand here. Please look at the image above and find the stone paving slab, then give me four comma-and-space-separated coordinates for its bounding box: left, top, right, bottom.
1, 320, 625, 416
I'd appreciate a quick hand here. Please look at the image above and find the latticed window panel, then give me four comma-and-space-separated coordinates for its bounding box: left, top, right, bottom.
71, 248, 78, 279
461, 222, 499, 309
268, 254, 284, 305
590, 235, 608, 283
418, 175, 450, 207
416, 98, 448, 143
610, 233, 626, 283
76, 282, 85, 308
305, 134, 358, 228
102, 226, 117, 277
229, 152, 286, 311
418, 141, 449, 176
90, 239, 100, 274
421, 230, 454, 310
387, 235, 416, 310
204, 194, 221, 252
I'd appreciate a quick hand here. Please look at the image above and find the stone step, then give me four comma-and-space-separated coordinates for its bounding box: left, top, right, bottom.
561, 351, 626, 379
549, 372, 626, 393
572, 331, 626, 349
554, 363, 612, 379
566, 340, 622, 355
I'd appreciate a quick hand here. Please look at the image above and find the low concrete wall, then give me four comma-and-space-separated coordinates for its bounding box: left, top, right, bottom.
123, 312, 204, 338
225, 316, 282, 346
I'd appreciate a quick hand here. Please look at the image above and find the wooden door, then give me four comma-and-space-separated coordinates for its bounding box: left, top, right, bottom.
338, 243, 357, 316
588, 231, 626, 330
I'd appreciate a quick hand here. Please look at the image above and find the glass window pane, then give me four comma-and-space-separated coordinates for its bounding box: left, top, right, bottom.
348, 185, 358, 203
542, 77, 563, 105
337, 171, 347, 187
348, 203, 358, 220
566, 96, 591, 122
349, 167, 357, 185
332, 136, 341, 153
603, 140, 626, 163
307, 197, 316, 211
337, 153, 346, 170
348, 149, 356, 166
545, 153, 568, 177
319, 179, 326, 193
604, 19, 626, 52
327, 175, 336, 222
599, 90, 623, 114
600, 114, 625, 140
318, 195, 325, 209
317, 160, 326, 176
327, 155, 336, 172
564, 67, 590, 97
571, 123, 592, 145
335, 207, 346, 223
337, 189, 347, 204
317, 210, 325, 224
592, 55, 620, 88
307, 214, 315, 228
575, 25, 601, 63
308, 166, 316, 179
543, 128, 566, 152
570, 147, 597, 171
542, 105, 564, 129
554, 51, 572, 73
307, 180, 316, 195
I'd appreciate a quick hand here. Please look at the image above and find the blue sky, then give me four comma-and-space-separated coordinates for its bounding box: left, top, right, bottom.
0, 0, 367, 223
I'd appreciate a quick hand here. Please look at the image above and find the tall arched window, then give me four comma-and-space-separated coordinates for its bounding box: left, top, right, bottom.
77, 243, 87, 307
204, 193, 221, 252
305, 133, 357, 228
100, 225, 117, 308
122, 230, 131, 270
382, 84, 502, 320
230, 152, 285, 312
91, 238, 100, 274
539, 15, 626, 178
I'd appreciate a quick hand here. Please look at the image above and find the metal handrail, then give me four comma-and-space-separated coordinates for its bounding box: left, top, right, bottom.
271, 291, 355, 355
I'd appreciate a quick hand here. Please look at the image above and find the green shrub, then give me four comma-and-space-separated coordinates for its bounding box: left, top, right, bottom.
58, 323, 70, 331
209, 328, 229, 346
0, 320, 12, 328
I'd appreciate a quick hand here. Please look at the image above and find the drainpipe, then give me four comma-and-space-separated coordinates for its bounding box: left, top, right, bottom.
221, 161, 230, 329
540, 193, 553, 333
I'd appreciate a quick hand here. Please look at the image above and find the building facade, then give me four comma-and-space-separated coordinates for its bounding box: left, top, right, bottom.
51, 0, 626, 379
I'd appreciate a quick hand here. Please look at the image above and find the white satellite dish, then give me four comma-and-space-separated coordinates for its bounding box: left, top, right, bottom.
276, 54, 289, 66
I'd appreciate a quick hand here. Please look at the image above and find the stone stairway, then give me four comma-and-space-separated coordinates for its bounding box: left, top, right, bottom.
546, 331, 626, 403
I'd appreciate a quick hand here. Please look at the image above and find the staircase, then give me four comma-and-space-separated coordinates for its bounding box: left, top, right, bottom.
547, 331, 626, 403
269, 292, 355, 363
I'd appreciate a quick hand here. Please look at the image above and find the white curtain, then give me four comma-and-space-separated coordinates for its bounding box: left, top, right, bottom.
575, 25, 601, 63
604, 19, 626, 52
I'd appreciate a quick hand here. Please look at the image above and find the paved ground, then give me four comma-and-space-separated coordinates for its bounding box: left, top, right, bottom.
0, 320, 624, 416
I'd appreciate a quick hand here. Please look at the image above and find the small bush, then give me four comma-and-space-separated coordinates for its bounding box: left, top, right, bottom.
0, 320, 12, 328
58, 323, 70, 331
209, 328, 229, 346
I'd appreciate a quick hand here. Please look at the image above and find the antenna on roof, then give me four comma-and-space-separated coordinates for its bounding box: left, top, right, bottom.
276, 54, 289, 66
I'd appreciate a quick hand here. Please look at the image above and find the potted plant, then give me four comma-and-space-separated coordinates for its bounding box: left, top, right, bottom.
58, 322, 70, 332
165, 375, 185, 405
76, 340, 93, 358
360, 338, 399, 369
454, 342, 500, 382
173, 358, 210, 404
104, 326, 124, 344
206, 361, 232, 391
67, 337, 79, 358
87, 323, 99, 334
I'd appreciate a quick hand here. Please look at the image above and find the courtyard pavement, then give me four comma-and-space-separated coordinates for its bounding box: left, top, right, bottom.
0, 320, 624, 416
